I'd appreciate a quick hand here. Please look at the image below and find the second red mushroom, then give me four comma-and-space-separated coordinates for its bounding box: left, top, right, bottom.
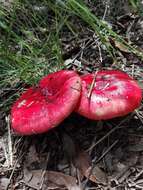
75, 70, 142, 120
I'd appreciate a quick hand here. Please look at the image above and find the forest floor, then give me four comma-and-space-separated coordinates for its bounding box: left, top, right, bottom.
0, 1, 143, 189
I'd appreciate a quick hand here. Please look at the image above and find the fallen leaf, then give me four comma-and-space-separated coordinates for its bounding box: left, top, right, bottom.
62, 133, 107, 184
23, 167, 81, 190
45, 171, 82, 190
128, 144, 143, 152
74, 149, 92, 179
109, 37, 130, 53
23, 167, 42, 189
91, 165, 107, 184
74, 149, 107, 184
114, 41, 130, 53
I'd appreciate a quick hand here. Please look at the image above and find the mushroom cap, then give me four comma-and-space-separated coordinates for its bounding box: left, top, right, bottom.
11, 70, 81, 135
75, 70, 142, 120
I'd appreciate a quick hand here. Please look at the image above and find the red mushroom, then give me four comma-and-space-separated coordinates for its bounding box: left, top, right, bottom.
11, 70, 81, 135
75, 70, 142, 120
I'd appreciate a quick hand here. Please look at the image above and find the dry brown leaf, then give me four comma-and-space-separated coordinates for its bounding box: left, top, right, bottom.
23, 167, 81, 190
23, 167, 42, 189
91, 165, 107, 184
128, 144, 143, 152
45, 171, 82, 190
74, 149, 107, 184
109, 37, 131, 53
74, 150, 92, 179
62, 133, 94, 182
62, 133, 107, 184
114, 41, 130, 53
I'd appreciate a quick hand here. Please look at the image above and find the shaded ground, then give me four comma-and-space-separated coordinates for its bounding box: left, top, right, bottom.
0, 1, 143, 190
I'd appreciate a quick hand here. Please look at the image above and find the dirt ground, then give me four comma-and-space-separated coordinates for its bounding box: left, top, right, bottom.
0, 1, 143, 190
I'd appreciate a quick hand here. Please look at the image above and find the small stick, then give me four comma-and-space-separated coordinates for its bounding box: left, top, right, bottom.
87, 70, 98, 99
6, 115, 13, 167
87, 115, 132, 152
6, 159, 19, 190
135, 110, 143, 125
94, 140, 119, 164
133, 169, 143, 181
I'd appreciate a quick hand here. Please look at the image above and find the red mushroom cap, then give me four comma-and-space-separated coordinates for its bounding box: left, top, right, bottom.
11, 70, 81, 135
75, 70, 142, 120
